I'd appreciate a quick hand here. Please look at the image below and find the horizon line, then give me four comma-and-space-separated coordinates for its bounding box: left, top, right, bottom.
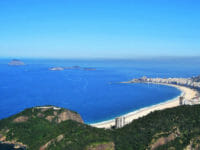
1, 55, 200, 60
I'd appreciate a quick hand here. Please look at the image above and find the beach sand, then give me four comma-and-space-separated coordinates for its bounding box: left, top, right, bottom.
90, 83, 198, 128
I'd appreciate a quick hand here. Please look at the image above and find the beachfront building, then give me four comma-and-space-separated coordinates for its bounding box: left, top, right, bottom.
115, 117, 125, 128
180, 97, 200, 105
131, 76, 200, 89
179, 96, 184, 105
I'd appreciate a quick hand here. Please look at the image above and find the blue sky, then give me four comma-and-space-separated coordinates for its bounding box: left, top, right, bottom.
0, 0, 200, 59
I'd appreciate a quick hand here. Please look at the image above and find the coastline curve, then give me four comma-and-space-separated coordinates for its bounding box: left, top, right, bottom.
90, 83, 198, 128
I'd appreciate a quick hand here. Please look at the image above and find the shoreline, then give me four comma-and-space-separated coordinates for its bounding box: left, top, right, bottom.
90, 83, 198, 128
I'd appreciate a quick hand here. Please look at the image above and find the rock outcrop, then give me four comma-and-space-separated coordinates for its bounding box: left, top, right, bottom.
57, 110, 83, 123
35, 106, 84, 124
39, 134, 64, 150
13, 116, 29, 123
148, 127, 181, 150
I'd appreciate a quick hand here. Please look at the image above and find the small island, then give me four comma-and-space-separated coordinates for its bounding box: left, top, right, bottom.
49, 66, 96, 71
8, 59, 25, 66
49, 67, 65, 71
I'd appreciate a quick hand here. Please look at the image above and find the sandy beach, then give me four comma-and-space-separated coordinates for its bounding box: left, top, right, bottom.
90, 83, 198, 128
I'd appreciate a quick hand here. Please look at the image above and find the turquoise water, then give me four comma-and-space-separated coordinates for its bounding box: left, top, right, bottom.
0, 59, 200, 123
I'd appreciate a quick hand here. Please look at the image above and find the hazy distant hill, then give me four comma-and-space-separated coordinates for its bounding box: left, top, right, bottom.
1, 105, 200, 150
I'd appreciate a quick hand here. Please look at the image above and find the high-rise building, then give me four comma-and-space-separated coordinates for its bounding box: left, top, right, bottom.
115, 117, 125, 128
179, 96, 184, 105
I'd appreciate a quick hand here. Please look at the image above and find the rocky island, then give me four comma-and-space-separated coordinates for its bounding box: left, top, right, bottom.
8, 59, 25, 66
49, 67, 65, 71
49, 66, 96, 71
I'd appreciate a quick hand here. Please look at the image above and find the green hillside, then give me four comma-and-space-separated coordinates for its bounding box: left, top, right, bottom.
1, 105, 200, 150
114, 105, 200, 150
0, 106, 113, 150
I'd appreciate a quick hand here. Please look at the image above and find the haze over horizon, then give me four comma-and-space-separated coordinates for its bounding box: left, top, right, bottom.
0, 0, 200, 59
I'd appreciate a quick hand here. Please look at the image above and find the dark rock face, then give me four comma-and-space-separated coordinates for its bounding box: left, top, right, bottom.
0, 143, 25, 150
8, 59, 25, 66
0, 142, 26, 150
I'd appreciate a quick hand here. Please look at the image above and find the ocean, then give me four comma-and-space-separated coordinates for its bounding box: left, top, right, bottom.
0, 58, 200, 123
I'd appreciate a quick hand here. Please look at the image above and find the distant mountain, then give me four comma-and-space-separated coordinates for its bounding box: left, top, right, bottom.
1, 105, 200, 150
8, 59, 25, 66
